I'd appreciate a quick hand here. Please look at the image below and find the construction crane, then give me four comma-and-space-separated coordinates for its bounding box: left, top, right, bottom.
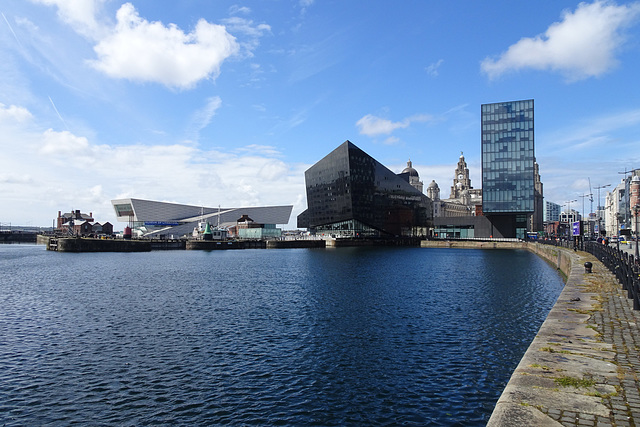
579, 193, 592, 219
588, 178, 594, 215
619, 168, 634, 178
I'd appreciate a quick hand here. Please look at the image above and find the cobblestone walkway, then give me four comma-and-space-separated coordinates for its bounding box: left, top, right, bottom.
563, 253, 640, 427
488, 249, 640, 427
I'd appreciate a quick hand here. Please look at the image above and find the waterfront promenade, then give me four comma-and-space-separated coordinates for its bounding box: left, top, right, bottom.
489, 245, 640, 426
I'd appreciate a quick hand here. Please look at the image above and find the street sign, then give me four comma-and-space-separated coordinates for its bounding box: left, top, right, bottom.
572, 221, 581, 236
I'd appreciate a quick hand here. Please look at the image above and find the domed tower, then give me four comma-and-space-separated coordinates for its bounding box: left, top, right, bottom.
402, 159, 424, 193
426, 180, 440, 201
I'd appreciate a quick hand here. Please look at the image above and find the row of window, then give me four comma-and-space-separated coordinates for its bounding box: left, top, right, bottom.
481, 100, 534, 114
483, 163, 534, 174
483, 202, 534, 212
482, 122, 533, 133
483, 131, 534, 143
483, 188, 534, 200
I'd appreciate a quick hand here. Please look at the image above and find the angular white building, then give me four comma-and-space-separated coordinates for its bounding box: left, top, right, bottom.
111, 198, 293, 238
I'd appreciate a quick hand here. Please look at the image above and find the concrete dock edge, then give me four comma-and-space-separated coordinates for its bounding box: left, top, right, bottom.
487, 243, 636, 426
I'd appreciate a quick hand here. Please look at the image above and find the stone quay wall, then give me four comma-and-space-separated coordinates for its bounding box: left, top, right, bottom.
488, 243, 640, 426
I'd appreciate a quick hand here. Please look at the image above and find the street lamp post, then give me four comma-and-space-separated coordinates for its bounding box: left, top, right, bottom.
565, 199, 577, 244
633, 204, 640, 262
616, 213, 622, 251
594, 184, 611, 238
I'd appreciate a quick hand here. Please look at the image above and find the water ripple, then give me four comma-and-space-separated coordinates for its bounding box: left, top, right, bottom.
0, 245, 563, 426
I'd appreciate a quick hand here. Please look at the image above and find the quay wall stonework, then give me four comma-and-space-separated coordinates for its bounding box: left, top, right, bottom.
487, 243, 621, 426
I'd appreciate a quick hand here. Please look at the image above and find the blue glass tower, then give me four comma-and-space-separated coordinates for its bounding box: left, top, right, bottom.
481, 99, 535, 238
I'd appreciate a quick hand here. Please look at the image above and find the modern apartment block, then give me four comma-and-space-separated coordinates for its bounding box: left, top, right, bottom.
481, 99, 536, 238
543, 200, 561, 222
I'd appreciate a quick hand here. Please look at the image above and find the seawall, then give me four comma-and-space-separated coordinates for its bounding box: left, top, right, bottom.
420, 240, 527, 250
266, 240, 325, 249
186, 240, 266, 250
51, 237, 152, 252
0, 231, 37, 243
487, 243, 625, 426
422, 241, 621, 425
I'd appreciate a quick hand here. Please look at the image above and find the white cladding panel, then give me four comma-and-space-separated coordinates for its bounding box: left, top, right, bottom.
111, 198, 293, 236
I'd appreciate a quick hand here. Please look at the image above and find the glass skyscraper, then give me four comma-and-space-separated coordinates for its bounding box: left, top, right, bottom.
297, 141, 432, 237
481, 99, 535, 238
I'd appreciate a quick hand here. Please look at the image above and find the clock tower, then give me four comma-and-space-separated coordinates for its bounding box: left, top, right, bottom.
450, 152, 472, 199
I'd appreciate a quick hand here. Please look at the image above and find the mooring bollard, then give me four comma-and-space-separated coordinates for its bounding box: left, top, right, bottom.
584, 262, 592, 273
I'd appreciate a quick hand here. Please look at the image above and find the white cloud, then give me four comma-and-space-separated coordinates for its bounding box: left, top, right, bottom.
221, 17, 271, 38
32, 0, 108, 39
0, 105, 308, 228
0, 103, 33, 122
425, 59, 444, 77
220, 16, 271, 58
88, 3, 239, 89
541, 108, 640, 155
188, 96, 222, 140
383, 136, 400, 145
481, 1, 640, 81
229, 5, 252, 15
356, 115, 408, 136
40, 128, 90, 156
356, 113, 434, 137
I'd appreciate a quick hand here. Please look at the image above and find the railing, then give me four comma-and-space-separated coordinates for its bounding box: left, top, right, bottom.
584, 241, 639, 310
538, 238, 640, 310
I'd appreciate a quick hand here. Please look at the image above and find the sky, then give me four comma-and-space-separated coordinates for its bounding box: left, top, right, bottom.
2, 0, 640, 230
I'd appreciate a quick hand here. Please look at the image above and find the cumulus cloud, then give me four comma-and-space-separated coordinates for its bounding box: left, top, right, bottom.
356, 113, 434, 137
1, 105, 307, 228
40, 128, 90, 155
481, 1, 640, 81
0, 103, 33, 122
87, 3, 239, 89
32, 0, 107, 39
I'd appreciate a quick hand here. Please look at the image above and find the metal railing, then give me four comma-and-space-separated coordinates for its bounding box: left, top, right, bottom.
537, 238, 640, 310
584, 241, 639, 310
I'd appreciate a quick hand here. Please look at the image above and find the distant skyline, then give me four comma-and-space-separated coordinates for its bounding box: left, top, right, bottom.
2, 1, 640, 229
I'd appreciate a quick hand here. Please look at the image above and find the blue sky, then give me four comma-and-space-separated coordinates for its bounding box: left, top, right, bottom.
2, 0, 640, 229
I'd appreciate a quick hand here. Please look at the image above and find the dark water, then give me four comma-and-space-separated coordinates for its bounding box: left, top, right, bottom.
0, 245, 564, 426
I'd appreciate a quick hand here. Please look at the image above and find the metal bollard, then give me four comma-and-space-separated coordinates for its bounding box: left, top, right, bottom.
584, 262, 592, 273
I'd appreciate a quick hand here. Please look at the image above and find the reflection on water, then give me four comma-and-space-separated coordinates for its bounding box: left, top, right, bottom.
0, 245, 563, 425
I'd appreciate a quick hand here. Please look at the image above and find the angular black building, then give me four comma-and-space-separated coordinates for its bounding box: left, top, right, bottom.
297, 141, 432, 237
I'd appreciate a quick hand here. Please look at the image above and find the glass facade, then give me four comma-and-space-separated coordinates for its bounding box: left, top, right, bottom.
298, 141, 432, 237
433, 225, 475, 239
543, 200, 561, 222
481, 99, 535, 214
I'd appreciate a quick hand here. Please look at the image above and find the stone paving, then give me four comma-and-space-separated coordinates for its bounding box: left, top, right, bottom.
488, 247, 640, 427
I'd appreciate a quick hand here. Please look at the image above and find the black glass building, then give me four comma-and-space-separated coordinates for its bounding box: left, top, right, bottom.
297, 141, 432, 237
481, 99, 535, 238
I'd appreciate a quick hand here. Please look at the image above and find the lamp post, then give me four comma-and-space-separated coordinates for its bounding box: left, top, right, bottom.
579, 193, 592, 240
579, 193, 592, 221
616, 212, 622, 251
565, 199, 577, 243
594, 184, 611, 238
633, 204, 640, 261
